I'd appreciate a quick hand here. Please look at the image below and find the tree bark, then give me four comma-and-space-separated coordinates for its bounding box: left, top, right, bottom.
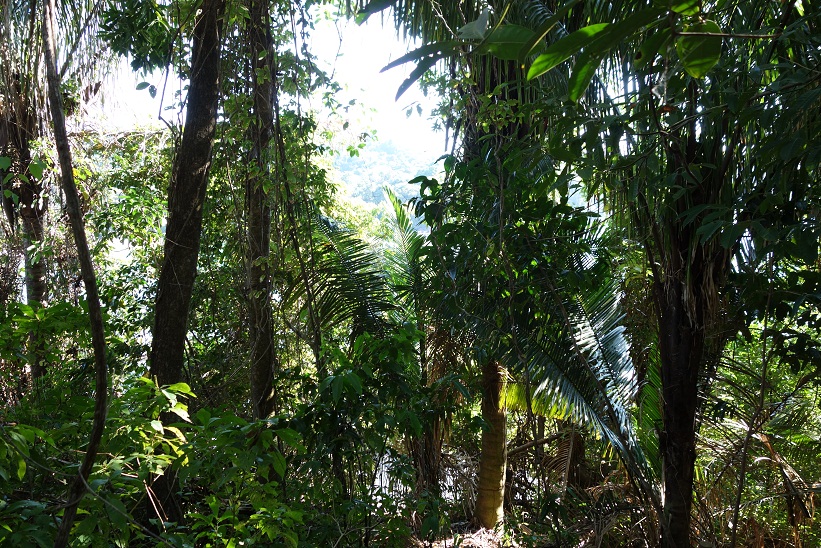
146, 0, 225, 527
149, 0, 225, 388
475, 360, 506, 530
657, 281, 700, 547
246, 0, 278, 420
41, 0, 108, 543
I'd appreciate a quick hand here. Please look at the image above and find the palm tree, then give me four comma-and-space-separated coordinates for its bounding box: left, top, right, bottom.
522, 1, 821, 544
366, 0, 663, 529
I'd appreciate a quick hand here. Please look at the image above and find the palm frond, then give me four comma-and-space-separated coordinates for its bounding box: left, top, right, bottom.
283, 212, 394, 348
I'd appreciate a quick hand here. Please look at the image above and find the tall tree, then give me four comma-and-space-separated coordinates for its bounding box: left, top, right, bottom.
149, 0, 226, 388
146, 0, 226, 525
0, 0, 107, 380
40, 0, 108, 541
521, 0, 821, 544
246, 0, 279, 420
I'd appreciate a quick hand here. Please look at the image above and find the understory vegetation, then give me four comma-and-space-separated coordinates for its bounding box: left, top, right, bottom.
1, 0, 820, 546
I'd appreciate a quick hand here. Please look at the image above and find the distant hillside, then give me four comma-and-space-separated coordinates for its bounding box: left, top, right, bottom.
333, 138, 442, 205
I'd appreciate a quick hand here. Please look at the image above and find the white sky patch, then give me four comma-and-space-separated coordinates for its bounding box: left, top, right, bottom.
97, 14, 445, 163
310, 15, 445, 158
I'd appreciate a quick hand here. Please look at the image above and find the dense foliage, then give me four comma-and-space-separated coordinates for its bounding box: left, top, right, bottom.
1, 0, 820, 546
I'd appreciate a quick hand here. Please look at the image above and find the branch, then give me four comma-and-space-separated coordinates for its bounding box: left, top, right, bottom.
507, 433, 562, 459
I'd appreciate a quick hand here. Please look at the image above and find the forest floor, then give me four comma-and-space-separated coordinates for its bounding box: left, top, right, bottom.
409, 528, 513, 547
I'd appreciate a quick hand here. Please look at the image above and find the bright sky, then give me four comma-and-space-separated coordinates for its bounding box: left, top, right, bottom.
310, 13, 444, 158
100, 13, 444, 160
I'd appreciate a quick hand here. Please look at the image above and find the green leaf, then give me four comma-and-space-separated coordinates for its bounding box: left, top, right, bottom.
381, 42, 458, 73
169, 404, 191, 423
355, 0, 396, 25
394, 55, 442, 101
135, 81, 150, 90
345, 372, 362, 395
16, 457, 26, 480
675, 20, 722, 78
28, 159, 45, 180
271, 451, 286, 479
481, 25, 536, 61
457, 8, 490, 40
150, 420, 164, 433
635, 27, 672, 69
527, 23, 610, 80
794, 229, 818, 264
166, 382, 195, 397
519, 0, 581, 61
0, 156, 10, 170
331, 376, 343, 403
668, 0, 700, 16
275, 428, 302, 449
568, 53, 604, 102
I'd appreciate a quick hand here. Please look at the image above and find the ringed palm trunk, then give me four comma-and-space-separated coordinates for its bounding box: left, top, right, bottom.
475, 360, 506, 529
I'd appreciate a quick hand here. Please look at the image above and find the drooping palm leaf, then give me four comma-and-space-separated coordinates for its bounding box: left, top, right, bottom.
283, 211, 395, 352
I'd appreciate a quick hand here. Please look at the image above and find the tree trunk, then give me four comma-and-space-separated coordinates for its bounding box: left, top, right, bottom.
7, 108, 48, 379
149, 0, 225, 388
146, 0, 225, 527
246, 0, 278, 420
657, 281, 700, 547
41, 0, 109, 542
475, 360, 506, 530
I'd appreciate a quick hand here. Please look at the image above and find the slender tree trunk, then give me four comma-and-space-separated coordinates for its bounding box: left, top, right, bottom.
246, 0, 278, 420
149, 0, 225, 388
475, 360, 506, 530
146, 0, 225, 527
40, 0, 108, 542
14, 117, 48, 379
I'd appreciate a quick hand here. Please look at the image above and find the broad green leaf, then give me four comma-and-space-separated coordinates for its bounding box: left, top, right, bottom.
355, 0, 396, 24
675, 20, 722, 78
794, 229, 819, 264
669, 0, 700, 15
135, 81, 150, 90
381, 41, 458, 73
519, 0, 581, 61
105, 496, 129, 529
565, 9, 665, 100
394, 55, 442, 101
150, 420, 164, 433
568, 53, 604, 102
481, 24, 536, 60
635, 26, 672, 69
602, 9, 665, 47
457, 8, 490, 40
275, 427, 302, 449
169, 404, 191, 422
331, 376, 343, 403
28, 159, 45, 180
166, 382, 195, 396
345, 371, 362, 395
271, 451, 286, 479
0, 156, 10, 170
527, 23, 610, 80
16, 457, 26, 480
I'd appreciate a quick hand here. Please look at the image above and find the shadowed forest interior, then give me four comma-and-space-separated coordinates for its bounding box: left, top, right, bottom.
1, 0, 820, 546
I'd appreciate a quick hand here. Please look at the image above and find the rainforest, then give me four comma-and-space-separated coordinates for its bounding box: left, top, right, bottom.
1, 0, 820, 546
